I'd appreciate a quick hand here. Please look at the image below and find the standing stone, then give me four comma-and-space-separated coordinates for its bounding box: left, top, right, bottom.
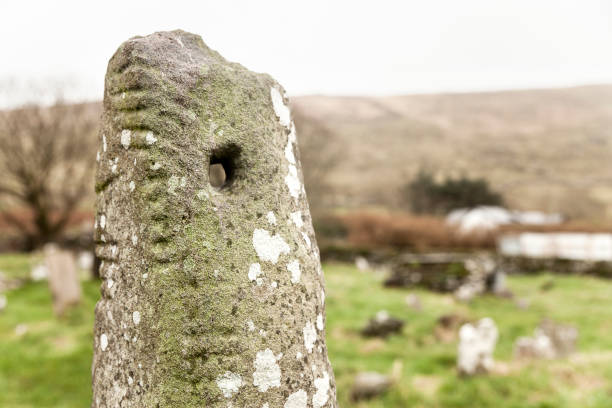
45, 245, 81, 316
92, 30, 336, 408
457, 318, 498, 376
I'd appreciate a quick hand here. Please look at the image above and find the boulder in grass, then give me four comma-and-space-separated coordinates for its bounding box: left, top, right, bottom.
405, 293, 422, 311
514, 319, 578, 360
350, 372, 392, 401
361, 310, 405, 337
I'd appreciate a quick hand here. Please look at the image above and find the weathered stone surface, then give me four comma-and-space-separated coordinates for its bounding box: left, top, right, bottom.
45, 246, 81, 316
457, 318, 498, 376
92, 30, 336, 407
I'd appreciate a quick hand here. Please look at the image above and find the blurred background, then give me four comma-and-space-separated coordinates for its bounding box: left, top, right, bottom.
1, 1, 612, 407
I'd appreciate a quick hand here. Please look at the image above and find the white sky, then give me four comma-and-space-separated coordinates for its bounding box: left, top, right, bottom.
1, 0, 612, 104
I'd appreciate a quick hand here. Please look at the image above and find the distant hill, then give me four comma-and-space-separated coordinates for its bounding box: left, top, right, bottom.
291, 85, 612, 221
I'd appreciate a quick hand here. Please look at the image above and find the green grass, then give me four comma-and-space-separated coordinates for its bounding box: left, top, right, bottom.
1, 254, 612, 407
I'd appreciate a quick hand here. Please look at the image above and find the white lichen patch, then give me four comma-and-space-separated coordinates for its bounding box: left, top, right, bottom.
287, 260, 301, 284
196, 189, 209, 200
253, 348, 281, 392
100, 333, 108, 351
313, 372, 331, 408
303, 322, 317, 353
247, 320, 256, 332
102, 134, 107, 152
284, 126, 297, 164
150, 162, 162, 171
145, 131, 158, 145
301, 232, 311, 249
110, 158, 118, 174
132, 311, 141, 325
129, 180, 135, 192
284, 389, 307, 408
100, 214, 106, 229
131, 233, 138, 246
248, 263, 263, 286
252, 229, 290, 264
266, 211, 277, 225
107, 279, 114, 289
316, 313, 324, 331
285, 165, 301, 199
270, 87, 291, 128
167, 176, 186, 195
271, 281, 278, 288
321, 290, 325, 305
216, 371, 243, 398
290, 211, 304, 228
96, 151, 100, 162
296, 351, 303, 359
120, 129, 131, 149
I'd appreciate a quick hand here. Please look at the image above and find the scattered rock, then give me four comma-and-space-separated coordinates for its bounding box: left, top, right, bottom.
361, 310, 404, 338
15, 323, 28, 337
30, 263, 48, 281
454, 283, 482, 303
515, 320, 578, 360
457, 318, 499, 376
355, 256, 370, 271
405, 293, 422, 311
514, 331, 556, 359
350, 371, 392, 401
515, 298, 530, 310
435, 314, 469, 343
539, 279, 555, 292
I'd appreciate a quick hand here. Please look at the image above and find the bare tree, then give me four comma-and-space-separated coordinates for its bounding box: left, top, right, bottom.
0, 101, 99, 249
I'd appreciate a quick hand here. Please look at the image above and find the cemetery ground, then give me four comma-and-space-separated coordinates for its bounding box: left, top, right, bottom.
1, 254, 612, 407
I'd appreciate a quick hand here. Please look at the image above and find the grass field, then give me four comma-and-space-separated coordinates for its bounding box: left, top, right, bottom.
1, 254, 612, 407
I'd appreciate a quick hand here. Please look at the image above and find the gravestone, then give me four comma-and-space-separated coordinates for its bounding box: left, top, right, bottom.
45, 245, 81, 316
457, 318, 498, 376
92, 30, 336, 408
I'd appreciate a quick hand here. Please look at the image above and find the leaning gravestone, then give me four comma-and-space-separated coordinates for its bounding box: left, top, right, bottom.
45, 245, 81, 316
92, 30, 336, 408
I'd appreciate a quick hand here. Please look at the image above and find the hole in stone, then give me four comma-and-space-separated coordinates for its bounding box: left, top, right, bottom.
209, 144, 241, 189
209, 164, 226, 188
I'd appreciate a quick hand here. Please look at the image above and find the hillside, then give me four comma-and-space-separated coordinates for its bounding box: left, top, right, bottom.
291, 85, 612, 220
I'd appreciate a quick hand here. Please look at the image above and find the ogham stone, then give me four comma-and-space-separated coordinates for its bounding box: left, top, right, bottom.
91, 30, 337, 408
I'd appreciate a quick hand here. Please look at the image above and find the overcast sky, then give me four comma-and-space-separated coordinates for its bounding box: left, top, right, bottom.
1, 0, 611, 105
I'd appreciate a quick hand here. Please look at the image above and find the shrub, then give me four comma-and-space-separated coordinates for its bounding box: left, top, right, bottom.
338, 211, 496, 251
406, 170, 503, 214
